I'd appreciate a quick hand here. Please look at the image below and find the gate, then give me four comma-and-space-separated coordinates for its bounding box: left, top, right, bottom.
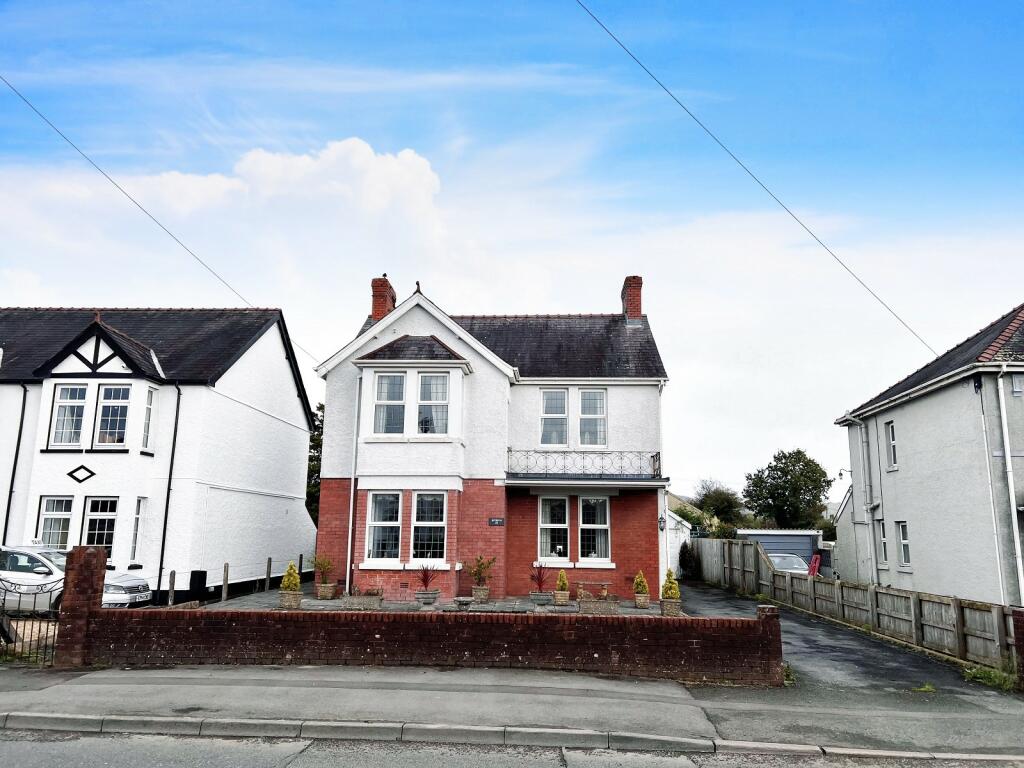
0, 576, 62, 666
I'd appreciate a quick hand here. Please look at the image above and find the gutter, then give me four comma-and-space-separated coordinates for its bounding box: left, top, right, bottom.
995, 365, 1024, 603
344, 374, 362, 595
2, 383, 28, 546
155, 384, 182, 598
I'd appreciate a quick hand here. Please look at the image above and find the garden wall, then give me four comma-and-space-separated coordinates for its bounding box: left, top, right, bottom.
55, 547, 784, 686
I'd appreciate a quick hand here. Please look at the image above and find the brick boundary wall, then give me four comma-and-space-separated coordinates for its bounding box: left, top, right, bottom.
55, 547, 784, 686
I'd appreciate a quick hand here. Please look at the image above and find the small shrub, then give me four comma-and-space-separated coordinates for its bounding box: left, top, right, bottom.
555, 569, 569, 592
280, 561, 301, 592
311, 554, 333, 583
529, 564, 551, 592
417, 565, 439, 591
783, 663, 796, 687
911, 682, 936, 693
469, 555, 496, 587
679, 542, 701, 579
633, 571, 649, 595
963, 665, 1017, 692
661, 568, 680, 600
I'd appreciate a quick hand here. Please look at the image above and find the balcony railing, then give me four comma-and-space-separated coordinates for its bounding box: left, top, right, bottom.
506, 449, 662, 481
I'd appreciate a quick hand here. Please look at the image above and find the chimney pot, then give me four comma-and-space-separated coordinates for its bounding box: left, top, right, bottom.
621, 275, 643, 323
371, 275, 397, 321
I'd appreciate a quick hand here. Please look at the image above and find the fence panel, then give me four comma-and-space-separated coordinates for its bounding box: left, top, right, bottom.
920, 596, 957, 656
840, 582, 871, 626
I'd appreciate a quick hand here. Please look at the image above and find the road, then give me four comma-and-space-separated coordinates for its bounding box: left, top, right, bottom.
0, 731, 1010, 768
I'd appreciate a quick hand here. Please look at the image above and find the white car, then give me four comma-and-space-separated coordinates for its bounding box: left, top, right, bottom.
768, 553, 810, 575
0, 546, 152, 613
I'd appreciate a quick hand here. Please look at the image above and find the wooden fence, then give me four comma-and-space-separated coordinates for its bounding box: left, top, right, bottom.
692, 538, 1019, 673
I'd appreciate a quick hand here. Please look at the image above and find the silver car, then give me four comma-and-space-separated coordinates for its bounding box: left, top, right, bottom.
768, 552, 810, 575
0, 546, 152, 613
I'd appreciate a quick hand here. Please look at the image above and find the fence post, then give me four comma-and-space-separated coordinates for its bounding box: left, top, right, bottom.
808, 576, 817, 612
723, 541, 730, 588
951, 596, 967, 660
835, 580, 844, 621
221, 563, 229, 603
168, 571, 176, 607
992, 604, 1009, 666
298, 553, 304, 577
910, 592, 923, 646
265, 558, 273, 592
785, 572, 793, 605
752, 543, 760, 596
867, 584, 878, 630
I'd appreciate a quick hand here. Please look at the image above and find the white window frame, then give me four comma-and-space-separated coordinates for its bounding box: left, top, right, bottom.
416, 373, 449, 435
410, 491, 447, 563
537, 496, 571, 563
878, 520, 889, 564
130, 497, 146, 561
579, 389, 608, 447
49, 384, 88, 447
373, 373, 406, 435
366, 491, 402, 564
578, 496, 611, 562
540, 389, 569, 447
84, 497, 118, 557
1013, 374, 1024, 396
141, 387, 157, 451
94, 384, 132, 447
38, 496, 74, 549
896, 521, 911, 566
884, 420, 897, 469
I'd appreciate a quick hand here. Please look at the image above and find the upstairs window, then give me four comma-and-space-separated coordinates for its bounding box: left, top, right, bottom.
142, 388, 157, 450
896, 521, 911, 566
39, 497, 73, 549
877, 520, 889, 563
579, 497, 611, 560
373, 374, 405, 434
418, 374, 449, 434
538, 497, 569, 560
367, 492, 401, 560
50, 385, 87, 446
579, 390, 607, 446
412, 492, 446, 560
541, 390, 568, 446
95, 385, 131, 445
884, 421, 897, 469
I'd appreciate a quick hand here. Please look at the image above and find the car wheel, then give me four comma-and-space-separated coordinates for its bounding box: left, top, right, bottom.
49, 593, 62, 619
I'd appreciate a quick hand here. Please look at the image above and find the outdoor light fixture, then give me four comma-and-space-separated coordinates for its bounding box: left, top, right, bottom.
658, 514, 666, 531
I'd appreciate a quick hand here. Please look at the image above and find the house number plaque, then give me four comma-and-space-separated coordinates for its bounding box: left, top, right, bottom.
488, 518, 505, 526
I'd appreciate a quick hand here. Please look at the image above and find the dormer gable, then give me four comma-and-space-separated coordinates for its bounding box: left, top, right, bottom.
32, 319, 162, 380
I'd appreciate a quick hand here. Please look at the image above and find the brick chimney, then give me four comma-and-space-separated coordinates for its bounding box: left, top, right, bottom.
621, 275, 643, 324
371, 274, 397, 321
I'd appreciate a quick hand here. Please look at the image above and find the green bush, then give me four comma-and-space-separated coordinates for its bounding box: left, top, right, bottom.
661, 568, 680, 600
555, 569, 569, 592
633, 571, 649, 595
469, 555, 496, 587
280, 561, 301, 592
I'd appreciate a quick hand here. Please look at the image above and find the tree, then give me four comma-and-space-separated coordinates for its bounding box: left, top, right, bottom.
743, 449, 833, 529
306, 403, 324, 524
692, 479, 744, 524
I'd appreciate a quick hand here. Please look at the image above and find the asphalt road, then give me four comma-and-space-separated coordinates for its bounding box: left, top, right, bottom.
0, 731, 1011, 768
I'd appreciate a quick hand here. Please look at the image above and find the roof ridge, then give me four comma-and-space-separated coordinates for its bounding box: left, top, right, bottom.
452, 313, 629, 319
1, 306, 281, 312
95, 319, 154, 354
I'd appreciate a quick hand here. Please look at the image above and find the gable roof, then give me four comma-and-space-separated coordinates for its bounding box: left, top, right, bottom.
355, 313, 667, 379
0, 308, 313, 428
357, 335, 464, 362
850, 302, 1024, 415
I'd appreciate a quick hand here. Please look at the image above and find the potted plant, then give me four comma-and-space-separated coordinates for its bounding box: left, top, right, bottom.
278, 561, 302, 609
632, 571, 650, 608
312, 554, 335, 600
553, 569, 570, 606
660, 568, 681, 616
529, 564, 553, 605
415, 565, 441, 605
469, 555, 496, 603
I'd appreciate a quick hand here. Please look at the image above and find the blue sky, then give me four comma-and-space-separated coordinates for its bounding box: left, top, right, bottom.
2, 1, 1023, 494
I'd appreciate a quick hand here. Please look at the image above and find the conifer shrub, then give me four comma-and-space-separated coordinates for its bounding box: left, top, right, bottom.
661, 568, 680, 600
280, 561, 301, 592
556, 569, 569, 592
633, 571, 649, 595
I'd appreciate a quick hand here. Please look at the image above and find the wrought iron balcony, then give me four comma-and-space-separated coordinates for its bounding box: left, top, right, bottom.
506, 449, 663, 481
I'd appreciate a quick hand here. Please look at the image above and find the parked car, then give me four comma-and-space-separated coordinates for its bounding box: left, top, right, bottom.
0, 546, 152, 613
768, 553, 810, 575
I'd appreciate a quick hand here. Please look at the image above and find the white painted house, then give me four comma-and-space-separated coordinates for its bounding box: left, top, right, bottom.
0, 308, 315, 599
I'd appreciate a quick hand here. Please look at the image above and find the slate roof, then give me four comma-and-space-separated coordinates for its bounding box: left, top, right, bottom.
0, 308, 285, 385
357, 335, 464, 362
357, 313, 667, 378
851, 302, 1024, 414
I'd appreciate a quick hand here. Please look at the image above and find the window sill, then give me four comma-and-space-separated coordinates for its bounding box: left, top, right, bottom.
575, 561, 616, 569
140, 450, 155, 458
886, 466, 899, 473
86, 448, 130, 454
405, 561, 453, 571
897, 565, 913, 573
535, 560, 573, 568
877, 564, 889, 571
41, 448, 83, 453
358, 561, 404, 571
362, 436, 461, 444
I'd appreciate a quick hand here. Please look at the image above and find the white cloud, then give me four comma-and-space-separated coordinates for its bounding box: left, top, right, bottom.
3, 136, 1023, 500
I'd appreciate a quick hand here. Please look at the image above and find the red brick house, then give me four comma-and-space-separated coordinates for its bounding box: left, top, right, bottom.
315, 275, 670, 600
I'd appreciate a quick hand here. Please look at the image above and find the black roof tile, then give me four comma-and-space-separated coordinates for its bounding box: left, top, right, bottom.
358, 335, 464, 361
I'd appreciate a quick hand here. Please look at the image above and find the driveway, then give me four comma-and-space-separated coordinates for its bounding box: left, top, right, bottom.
682, 581, 1024, 752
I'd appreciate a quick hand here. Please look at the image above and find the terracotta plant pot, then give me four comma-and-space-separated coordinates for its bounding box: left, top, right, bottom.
529, 591, 554, 605
660, 598, 682, 617
553, 590, 570, 606
634, 593, 650, 609
279, 591, 302, 610
415, 589, 441, 606
316, 583, 336, 600
471, 585, 490, 603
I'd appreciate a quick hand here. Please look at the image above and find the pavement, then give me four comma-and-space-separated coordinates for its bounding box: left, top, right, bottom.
0, 581, 1021, 761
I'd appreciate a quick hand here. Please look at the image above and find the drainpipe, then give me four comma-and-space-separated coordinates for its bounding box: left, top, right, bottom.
979, 376, 1007, 605
995, 365, 1024, 603
846, 414, 879, 584
2, 383, 29, 546
155, 385, 183, 597
344, 374, 363, 595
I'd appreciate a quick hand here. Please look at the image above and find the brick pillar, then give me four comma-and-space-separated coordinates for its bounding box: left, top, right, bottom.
757, 604, 785, 686
1013, 608, 1024, 692
53, 546, 107, 668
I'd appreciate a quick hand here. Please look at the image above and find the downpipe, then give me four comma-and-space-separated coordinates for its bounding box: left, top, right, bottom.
344, 374, 362, 596
995, 365, 1024, 603
846, 414, 879, 584
978, 376, 1007, 605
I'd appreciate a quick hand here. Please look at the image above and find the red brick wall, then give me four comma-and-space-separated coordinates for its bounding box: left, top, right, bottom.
457, 480, 508, 597
315, 478, 354, 590
54, 548, 784, 686
621, 275, 643, 319
505, 489, 660, 598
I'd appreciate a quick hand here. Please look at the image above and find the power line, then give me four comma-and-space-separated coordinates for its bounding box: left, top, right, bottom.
574, 0, 937, 356
0, 73, 321, 363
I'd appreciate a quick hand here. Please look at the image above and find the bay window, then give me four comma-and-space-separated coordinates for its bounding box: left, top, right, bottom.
579, 497, 611, 560
412, 492, 446, 560
95, 385, 130, 445
373, 375, 405, 434
418, 374, 449, 434
538, 497, 569, 560
367, 492, 401, 560
50, 385, 87, 446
